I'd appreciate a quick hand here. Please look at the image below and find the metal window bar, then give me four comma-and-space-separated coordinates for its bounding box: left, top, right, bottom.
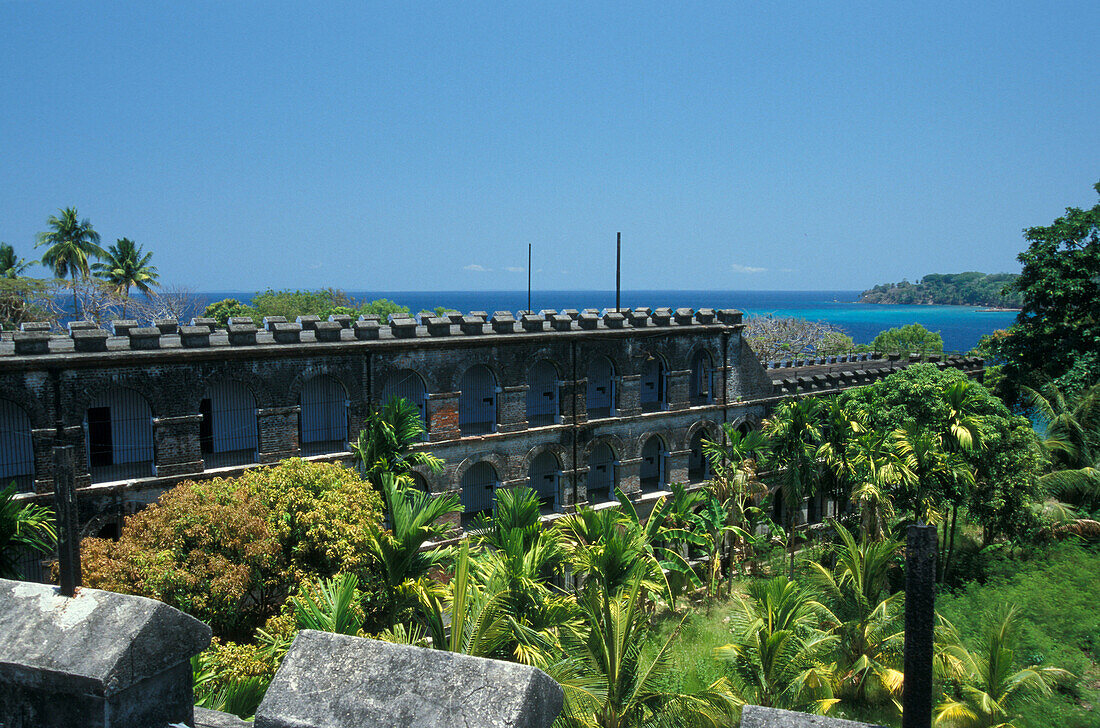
526, 361, 559, 427
86, 389, 154, 484
528, 451, 561, 513
640, 359, 667, 412
640, 438, 668, 491
459, 365, 498, 436
587, 444, 617, 503
461, 462, 499, 526
586, 358, 616, 419
299, 376, 349, 456
0, 400, 34, 493
688, 431, 710, 483
202, 381, 259, 469
381, 370, 428, 436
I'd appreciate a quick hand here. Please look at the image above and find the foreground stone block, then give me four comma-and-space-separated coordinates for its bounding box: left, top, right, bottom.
0, 578, 211, 728
255, 630, 563, 728
740, 705, 884, 728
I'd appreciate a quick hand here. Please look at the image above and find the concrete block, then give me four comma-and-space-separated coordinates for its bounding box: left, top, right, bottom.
388, 317, 418, 339
263, 316, 288, 331
358, 314, 381, 323
18, 322, 51, 332
72, 329, 109, 352
152, 319, 179, 335
353, 320, 380, 340
328, 314, 353, 328
521, 314, 546, 332
626, 310, 649, 327
695, 308, 716, 324
313, 321, 342, 342
271, 322, 303, 344
425, 317, 452, 336
460, 316, 486, 335
67, 321, 98, 334
740, 705, 883, 727
227, 316, 254, 326
194, 707, 251, 727
255, 630, 563, 728
13, 332, 49, 355
717, 308, 743, 325
227, 323, 258, 346
673, 308, 694, 325
296, 315, 321, 331
559, 308, 580, 319
550, 314, 573, 331
189, 317, 217, 331
444, 311, 464, 324
128, 327, 162, 350
651, 309, 672, 326
110, 319, 139, 336
602, 311, 626, 328
0, 578, 211, 728
577, 312, 599, 330
179, 325, 212, 348
491, 312, 516, 333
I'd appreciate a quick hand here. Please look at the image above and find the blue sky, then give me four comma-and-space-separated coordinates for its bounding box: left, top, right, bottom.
2, 1, 1097, 292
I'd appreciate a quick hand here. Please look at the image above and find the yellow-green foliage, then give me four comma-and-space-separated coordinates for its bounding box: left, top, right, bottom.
238, 458, 384, 584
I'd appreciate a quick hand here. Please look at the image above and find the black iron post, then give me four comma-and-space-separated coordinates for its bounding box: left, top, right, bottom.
615, 232, 621, 312
903, 523, 937, 728
528, 243, 532, 314
52, 445, 82, 596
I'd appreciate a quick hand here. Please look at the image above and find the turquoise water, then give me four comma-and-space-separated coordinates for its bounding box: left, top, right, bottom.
198, 289, 1017, 353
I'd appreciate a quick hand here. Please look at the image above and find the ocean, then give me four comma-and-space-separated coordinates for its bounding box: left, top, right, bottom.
197, 289, 1017, 353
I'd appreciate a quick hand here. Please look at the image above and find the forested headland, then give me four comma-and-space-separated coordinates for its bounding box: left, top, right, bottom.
860, 272, 1023, 308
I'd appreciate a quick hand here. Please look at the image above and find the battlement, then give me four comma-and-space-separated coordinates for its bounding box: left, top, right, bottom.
2, 307, 743, 361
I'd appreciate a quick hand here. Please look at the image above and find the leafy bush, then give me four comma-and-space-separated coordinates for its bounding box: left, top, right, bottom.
83, 459, 386, 640
871, 323, 944, 355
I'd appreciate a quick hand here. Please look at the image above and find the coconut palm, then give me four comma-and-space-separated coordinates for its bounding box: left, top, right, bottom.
764, 397, 825, 578
703, 426, 774, 583
0, 484, 58, 580
35, 207, 105, 318
1023, 381, 1100, 514
556, 574, 738, 728
809, 523, 904, 708
817, 397, 869, 507
935, 606, 1070, 728
715, 576, 840, 715
0, 243, 35, 279
353, 397, 444, 486
91, 238, 160, 316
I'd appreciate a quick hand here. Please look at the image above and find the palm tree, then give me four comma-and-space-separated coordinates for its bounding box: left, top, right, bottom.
0, 484, 58, 579
289, 572, 365, 636
1023, 381, 1100, 514
91, 238, 160, 316
817, 397, 869, 508
363, 472, 460, 626
556, 575, 738, 728
848, 431, 904, 542
809, 523, 904, 708
353, 397, 444, 486
35, 207, 105, 318
0, 243, 35, 279
715, 576, 840, 715
935, 606, 1070, 728
764, 397, 825, 578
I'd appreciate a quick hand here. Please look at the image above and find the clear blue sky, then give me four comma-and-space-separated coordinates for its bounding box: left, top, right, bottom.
2, 1, 1097, 292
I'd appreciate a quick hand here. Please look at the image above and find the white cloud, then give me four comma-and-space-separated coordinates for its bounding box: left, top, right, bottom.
731, 263, 767, 274
464, 264, 491, 272
504, 266, 525, 273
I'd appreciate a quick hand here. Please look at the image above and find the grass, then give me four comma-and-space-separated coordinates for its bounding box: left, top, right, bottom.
643, 540, 1100, 727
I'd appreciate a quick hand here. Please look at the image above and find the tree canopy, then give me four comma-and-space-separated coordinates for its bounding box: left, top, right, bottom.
860, 272, 1022, 307
995, 181, 1100, 394
871, 323, 944, 355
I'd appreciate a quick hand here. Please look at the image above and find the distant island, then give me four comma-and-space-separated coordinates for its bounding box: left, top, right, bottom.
859, 272, 1022, 308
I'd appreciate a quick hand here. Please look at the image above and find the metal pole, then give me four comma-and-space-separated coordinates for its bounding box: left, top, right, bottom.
903, 523, 937, 728
53, 445, 82, 596
616, 232, 621, 312
528, 243, 532, 314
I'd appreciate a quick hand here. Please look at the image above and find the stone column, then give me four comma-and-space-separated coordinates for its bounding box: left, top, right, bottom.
258, 405, 301, 463
497, 385, 529, 433
152, 414, 204, 477
32, 425, 88, 492
559, 466, 584, 512
666, 449, 690, 485
617, 374, 642, 416
425, 392, 460, 442
617, 456, 641, 497
666, 369, 691, 411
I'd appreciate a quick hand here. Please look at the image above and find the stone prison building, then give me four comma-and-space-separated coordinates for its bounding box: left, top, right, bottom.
0, 307, 983, 564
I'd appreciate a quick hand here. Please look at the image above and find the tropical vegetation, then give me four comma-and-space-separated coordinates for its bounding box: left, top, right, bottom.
860, 272, 1023, 308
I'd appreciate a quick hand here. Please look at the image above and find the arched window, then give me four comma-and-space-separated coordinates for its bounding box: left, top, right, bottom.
0, 399, 34, 492
528, 450, 561, 513
690, 350, 714, 404
586, 357, 617, 419
639, 436, 668, 492
459, 365, 498, 435
688, 429, 710, 483
380, 369, 428, 434
200, 381, 258, 469
527, 360, 560, 427
407, 471, 430, 493
86, 388, 154, 483
640, 356, 668, 412
461, 461, 500, 525
586, 443, 617, 504
299, 375, 349, 456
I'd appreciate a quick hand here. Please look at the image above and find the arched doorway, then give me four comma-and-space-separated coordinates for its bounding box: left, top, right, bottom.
640, 356, 668, 412
688, 429, 710, 483
639, 436, 668, 492
526, 360, 560, 427
86, 388, 154, 483
0, 399, 34, 492
200, 381, 258, 468
586, 357, 617, 419
381, 369, 428, 435
528, 450, 561, 513
586, 442, 617, 504
459, 365, 498, 435
461, 461, 500, 526
690, 350, 714, 404
299, 375, 349, 456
